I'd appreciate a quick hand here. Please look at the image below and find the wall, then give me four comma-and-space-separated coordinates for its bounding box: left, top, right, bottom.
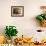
0, 0, 46, 41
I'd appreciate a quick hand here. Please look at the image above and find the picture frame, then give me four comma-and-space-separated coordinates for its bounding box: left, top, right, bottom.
11, 6, 24, 17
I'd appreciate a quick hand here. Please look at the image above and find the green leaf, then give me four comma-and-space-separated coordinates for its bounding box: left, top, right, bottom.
44, 15, 46, 20
36, 15, 44, 21
5, 26, 18, 39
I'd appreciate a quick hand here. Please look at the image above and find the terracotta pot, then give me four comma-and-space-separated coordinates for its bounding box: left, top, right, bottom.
40, 20, 46, 27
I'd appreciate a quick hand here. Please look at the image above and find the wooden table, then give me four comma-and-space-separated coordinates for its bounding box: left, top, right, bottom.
14, 43, 46, 46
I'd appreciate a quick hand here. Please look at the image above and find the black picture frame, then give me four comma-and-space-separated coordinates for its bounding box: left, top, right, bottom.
11, 6, 24, 17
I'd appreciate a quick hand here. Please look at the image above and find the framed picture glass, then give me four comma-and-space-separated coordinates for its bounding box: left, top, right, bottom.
11, 6, 24, 17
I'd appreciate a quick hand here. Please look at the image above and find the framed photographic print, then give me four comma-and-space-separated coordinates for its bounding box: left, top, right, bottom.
11, 6, 24, 17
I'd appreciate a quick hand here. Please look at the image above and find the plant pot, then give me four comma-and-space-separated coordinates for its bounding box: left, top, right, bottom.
11, 36, 17, 44
7, 39, 12, 44
40, 20, 46, 27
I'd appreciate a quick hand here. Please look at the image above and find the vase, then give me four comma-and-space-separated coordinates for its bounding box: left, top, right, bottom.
11, 36, 17, 44
7, 39, 12, 44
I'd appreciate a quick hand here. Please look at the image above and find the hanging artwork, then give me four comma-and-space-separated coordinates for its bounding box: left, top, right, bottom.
11, 6, 24, 17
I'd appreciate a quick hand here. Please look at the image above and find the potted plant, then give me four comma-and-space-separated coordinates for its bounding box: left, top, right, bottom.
36, 6, 46, 27
5, 26, 18, 43
36, 14, 46, 27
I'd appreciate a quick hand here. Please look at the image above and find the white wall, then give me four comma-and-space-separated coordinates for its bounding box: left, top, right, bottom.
0, 0, 46, 41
